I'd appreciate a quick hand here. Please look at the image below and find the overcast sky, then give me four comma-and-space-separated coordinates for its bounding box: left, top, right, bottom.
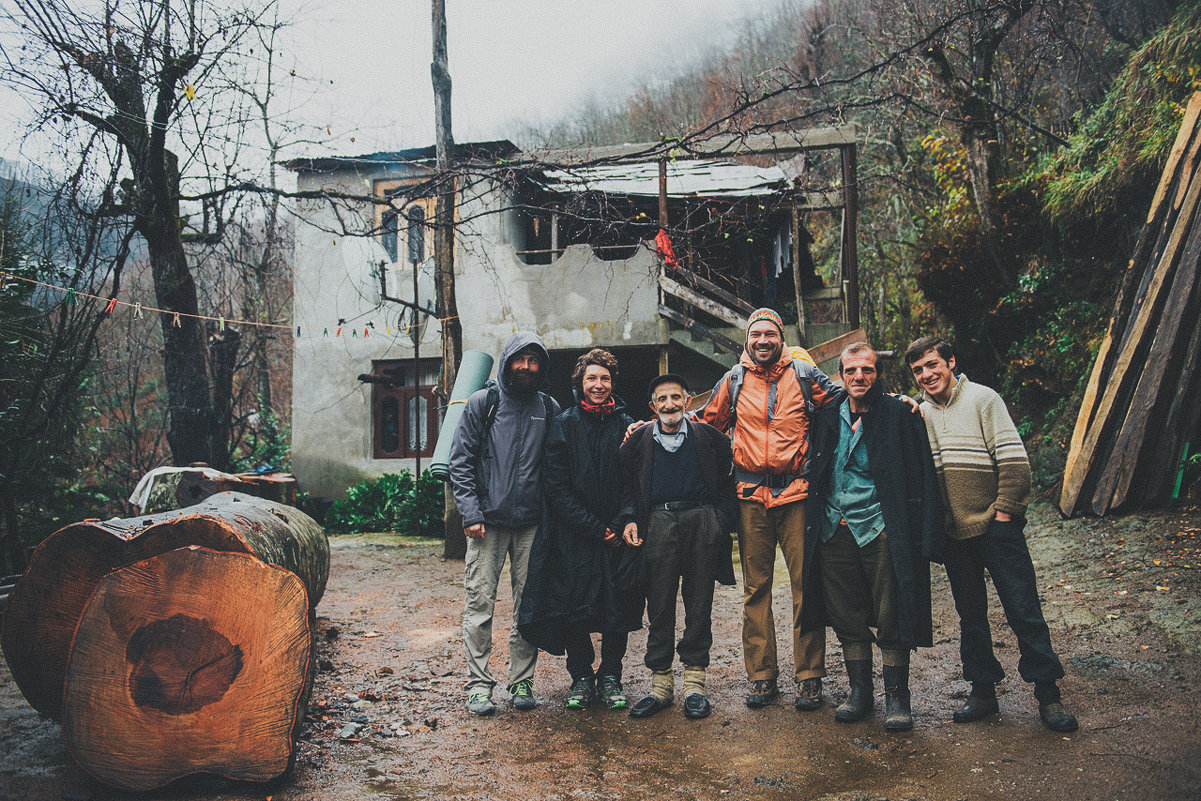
279, 0, 793, 155
0, 0, 792, 167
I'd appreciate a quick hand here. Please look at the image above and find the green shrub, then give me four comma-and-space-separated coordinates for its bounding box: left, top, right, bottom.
324, 470, 443, 536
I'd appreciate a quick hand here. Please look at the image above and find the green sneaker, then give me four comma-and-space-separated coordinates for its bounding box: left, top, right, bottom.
509, 679, 536, 711
466, 693, 495, 716
598, 674, 628, 710
565, 676, 596, 710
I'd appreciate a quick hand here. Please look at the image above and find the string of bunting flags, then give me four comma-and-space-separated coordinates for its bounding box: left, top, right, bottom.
0, 270, 454, 339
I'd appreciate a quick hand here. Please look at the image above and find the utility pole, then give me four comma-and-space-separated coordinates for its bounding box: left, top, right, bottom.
431, 0, 461, 400
431, 0, 466, 559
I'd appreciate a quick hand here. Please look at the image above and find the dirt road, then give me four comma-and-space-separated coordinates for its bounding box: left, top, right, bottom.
3, 500, 1201, 801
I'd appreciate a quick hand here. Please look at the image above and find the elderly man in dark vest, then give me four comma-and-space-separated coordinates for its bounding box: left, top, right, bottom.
619, 374, 737, 719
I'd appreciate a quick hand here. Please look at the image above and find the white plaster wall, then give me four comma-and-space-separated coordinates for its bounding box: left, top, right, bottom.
451, 178, 661, 356
291, 164, 442, 497
291, 167, 663, 498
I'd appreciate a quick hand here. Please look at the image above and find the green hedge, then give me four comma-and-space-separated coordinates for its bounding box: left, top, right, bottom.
325, 470, 443, 536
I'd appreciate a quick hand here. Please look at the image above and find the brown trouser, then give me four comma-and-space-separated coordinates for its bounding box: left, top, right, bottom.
818, 524, 908, 667
738, 500, 826, 683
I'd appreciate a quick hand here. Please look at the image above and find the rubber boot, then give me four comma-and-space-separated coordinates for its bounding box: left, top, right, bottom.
882, 664, 913, 732
835, 660, 873, 723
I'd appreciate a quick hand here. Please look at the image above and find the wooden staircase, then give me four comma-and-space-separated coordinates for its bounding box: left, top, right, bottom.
657, 263, 862, 373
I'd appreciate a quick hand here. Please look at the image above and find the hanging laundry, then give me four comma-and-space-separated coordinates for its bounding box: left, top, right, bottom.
655, 228, 679, 269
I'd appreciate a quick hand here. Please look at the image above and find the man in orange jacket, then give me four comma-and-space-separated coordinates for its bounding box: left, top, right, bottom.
697, 307, 843, 710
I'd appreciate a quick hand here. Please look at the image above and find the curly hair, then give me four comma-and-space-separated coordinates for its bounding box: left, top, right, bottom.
571, 348, 619, 394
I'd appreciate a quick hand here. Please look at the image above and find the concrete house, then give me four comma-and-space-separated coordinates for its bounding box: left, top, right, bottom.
285, 129, 862, 498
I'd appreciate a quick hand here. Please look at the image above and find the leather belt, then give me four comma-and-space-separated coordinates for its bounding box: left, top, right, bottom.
657, 500, 707, 512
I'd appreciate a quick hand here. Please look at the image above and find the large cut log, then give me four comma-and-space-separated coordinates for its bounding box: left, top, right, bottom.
1, 492, 327, 718
62, 547, 312, 791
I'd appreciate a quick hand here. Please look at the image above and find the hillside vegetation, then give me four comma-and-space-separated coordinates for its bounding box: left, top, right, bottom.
520, 0, 1201, 488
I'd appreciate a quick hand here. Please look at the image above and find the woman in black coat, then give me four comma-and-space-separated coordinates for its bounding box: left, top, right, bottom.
517, 349, 642, 710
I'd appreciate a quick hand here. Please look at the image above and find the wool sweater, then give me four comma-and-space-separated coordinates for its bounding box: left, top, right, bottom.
919, 375, 1031, 540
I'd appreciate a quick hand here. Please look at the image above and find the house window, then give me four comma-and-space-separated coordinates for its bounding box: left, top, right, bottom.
369, 359, 440, 460
375, 180, 436, 265
382, 209, 399, 262
406, 206, 426, 263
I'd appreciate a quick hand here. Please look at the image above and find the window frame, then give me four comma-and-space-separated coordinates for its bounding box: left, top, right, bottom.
369, 359, 440, 460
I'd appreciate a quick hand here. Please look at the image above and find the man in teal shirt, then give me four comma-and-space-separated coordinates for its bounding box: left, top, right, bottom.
804, 343, 943, 732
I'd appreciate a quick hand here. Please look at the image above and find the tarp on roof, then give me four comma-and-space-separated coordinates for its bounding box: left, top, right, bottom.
541, 159, 789, 198
282, 140, 519, 173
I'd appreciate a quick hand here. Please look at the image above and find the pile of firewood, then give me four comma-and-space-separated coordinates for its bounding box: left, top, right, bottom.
1060, 92, 1201, 517
1, 492, 329, 792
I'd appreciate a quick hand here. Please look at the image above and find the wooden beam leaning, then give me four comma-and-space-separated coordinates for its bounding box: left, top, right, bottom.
658, 305, 742, 354
660, 274, 749, 329
1060, 92, 1201, 516
1148, 298, 1201, 503
805, 328, 868, 366
1091, 191, 1201, 514
1076, 164, 1201, 516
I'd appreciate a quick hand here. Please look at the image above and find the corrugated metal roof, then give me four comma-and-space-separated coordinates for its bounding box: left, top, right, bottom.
542, 159, 789, 198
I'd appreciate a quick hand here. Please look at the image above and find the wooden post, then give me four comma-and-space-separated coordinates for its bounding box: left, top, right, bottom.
841, 144, 860, 329
431, 0, 466, 559
659, 158, 669, 228
791, 199, 807, 346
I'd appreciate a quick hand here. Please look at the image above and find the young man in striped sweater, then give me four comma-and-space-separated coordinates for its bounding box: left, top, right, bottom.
905, 336, 1078, 733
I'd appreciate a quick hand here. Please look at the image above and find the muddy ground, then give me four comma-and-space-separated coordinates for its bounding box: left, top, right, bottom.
3, 499, 1201, 801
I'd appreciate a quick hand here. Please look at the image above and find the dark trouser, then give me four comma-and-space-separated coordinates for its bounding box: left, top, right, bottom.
942, 519, 1064, 687
644, 505, 723, 671
818, 525, 908, 667
565, 631, 629, 681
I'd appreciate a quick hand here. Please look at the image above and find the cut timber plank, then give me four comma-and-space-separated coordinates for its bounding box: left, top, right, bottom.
1060, 97, 1201, 515
1157, 96, 1201, 224
1143, 283, 1201, 504
62, 547, 312, 791
805, 328, 868, 366
1092, 202, 1201, 514
1072, 161, 1201, 515
1, 492, 327, 718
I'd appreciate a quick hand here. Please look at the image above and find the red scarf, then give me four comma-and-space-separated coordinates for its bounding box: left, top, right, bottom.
579, 397, 616, 417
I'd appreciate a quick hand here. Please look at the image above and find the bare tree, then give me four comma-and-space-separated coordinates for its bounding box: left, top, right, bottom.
1, 0, 293, 467
0, 161, 133, 572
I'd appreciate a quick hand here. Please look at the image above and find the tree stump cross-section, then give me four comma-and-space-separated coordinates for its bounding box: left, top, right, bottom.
62, 546, 313, 792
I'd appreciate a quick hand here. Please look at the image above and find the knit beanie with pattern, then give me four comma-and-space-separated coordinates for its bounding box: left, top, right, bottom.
746, 307, 784, 337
